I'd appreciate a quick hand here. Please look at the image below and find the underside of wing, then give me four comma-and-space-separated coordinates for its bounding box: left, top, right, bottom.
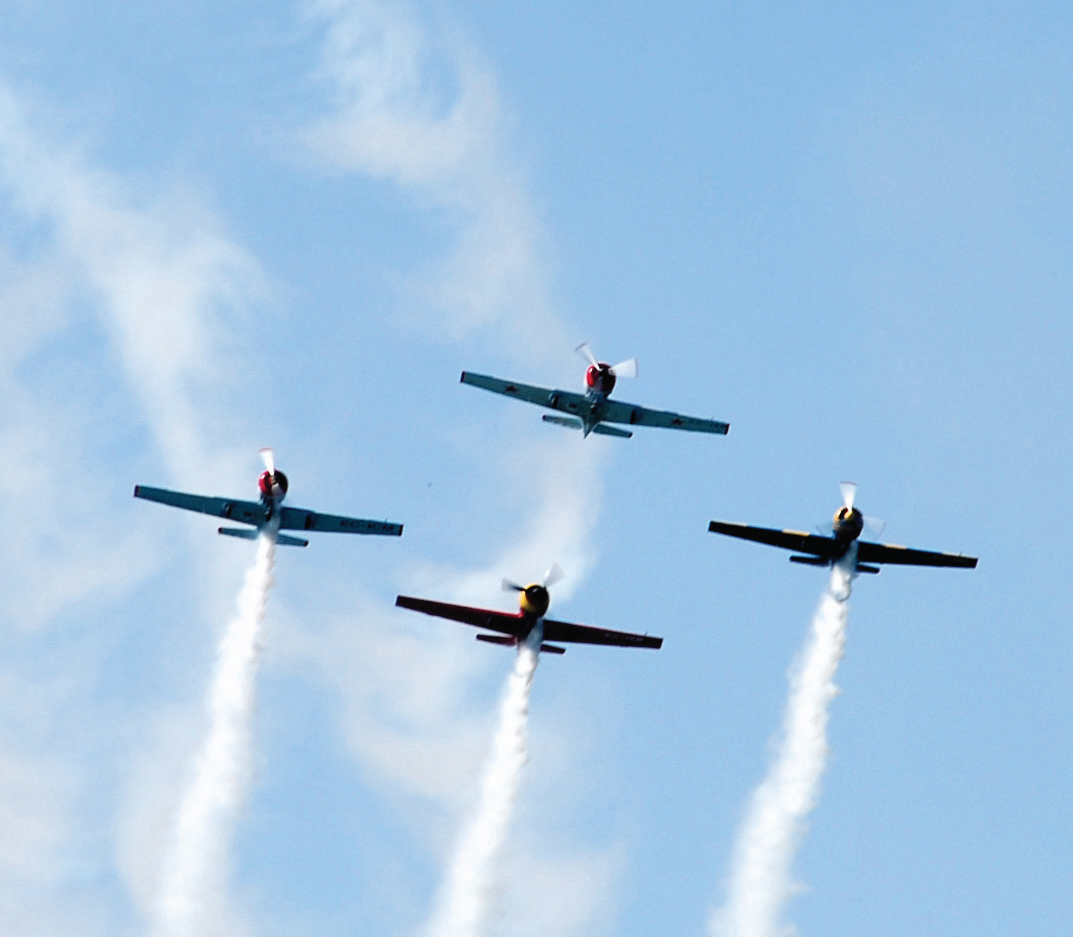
395, 596, 527, 638
461, 371, 589, 418
599, 399, 729, 435
134, 485, 262, 525
542, 618, 663, 649
708, 520, 840, 559
856, 541, 978, 568
279, 507, 402, 536
461, 371, 556, 407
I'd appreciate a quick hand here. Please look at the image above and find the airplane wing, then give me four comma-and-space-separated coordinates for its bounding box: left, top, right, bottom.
461, 371, 557, 408
460, 371, 588, 417
395, 596, 528, 638
134, 485, 264, 526
708, 520, 840, 558
395, 597, 663, 649
279, 507, 402, 537
856, 541, 978, 568
599, 399, 729, 435
542, 618, 663, 649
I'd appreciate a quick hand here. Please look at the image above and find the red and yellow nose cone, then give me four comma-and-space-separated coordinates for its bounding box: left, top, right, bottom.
519, 584, 550, 618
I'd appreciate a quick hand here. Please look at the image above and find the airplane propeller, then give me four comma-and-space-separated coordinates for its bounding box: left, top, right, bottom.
575, 342, 638, 379
501, 563, 564, 593
259, 447, 276, 475
836, 480, 885, 536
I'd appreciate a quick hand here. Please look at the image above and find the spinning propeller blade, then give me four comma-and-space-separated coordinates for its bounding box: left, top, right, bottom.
839, 480, 858, 511
575, 342, 599, 368
259, 447, 276, 475
610, 357, 638, 379
543, 563, 565, 588
502, 563, 564, 592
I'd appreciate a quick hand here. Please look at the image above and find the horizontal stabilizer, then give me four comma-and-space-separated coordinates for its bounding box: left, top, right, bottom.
789, 554, 829, 566
855, 564, 880, 574
540, 643, 566, 655
542, 414, 583, 430
218, 527, 258, 540
218, 527, 308, 547
592, 423, 633, 439
476, 634, 517, 647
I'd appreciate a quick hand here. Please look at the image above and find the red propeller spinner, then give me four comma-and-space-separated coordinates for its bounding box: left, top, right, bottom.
257, 447, 289, 502
577, 342, 638, 396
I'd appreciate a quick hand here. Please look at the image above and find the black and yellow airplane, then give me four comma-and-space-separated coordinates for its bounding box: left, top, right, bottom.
396, 567, 662, 655
708, 482, 978, 574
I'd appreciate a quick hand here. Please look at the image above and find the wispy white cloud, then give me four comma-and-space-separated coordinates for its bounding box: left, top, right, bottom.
0, 85, 265, 479
0, 81, 270, 935
305, 0, 567, 353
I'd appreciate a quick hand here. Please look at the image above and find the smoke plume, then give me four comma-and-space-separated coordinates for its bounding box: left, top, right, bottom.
710, 554, 855, 937
422, 627, 542, 937
152, 527, 278, 937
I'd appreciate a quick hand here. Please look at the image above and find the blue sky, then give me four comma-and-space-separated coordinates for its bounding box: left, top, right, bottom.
0, 1, 1070, 935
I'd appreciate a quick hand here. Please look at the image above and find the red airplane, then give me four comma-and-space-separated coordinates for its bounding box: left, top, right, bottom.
396, 567, 662, 654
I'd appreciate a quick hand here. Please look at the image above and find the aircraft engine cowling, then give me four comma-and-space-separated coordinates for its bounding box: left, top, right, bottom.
258, 469, 289, 502
832, 505, 863, 542
519, 584, 550, 618
585, 363, 616, 396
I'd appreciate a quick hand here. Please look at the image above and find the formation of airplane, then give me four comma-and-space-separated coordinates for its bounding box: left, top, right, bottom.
129, 345, 979, 660
396, 566, 663, 655
134, 448, 403, 547
708, 482, 978, 574
461, 342, 730, 439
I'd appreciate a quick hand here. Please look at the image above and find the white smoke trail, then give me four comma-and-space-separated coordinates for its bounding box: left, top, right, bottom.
710, 553, 855, 937
153, 527, 278, 937
422, 627, 542, 937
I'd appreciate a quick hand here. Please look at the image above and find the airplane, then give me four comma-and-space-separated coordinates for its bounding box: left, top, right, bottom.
460, 342, 730, 439
134, 448, 403, 547
395, 566, 663, 655
708, 482, 978, 574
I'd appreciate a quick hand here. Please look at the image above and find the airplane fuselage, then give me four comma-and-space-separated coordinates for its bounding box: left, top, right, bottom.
579, 389, 610, 435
